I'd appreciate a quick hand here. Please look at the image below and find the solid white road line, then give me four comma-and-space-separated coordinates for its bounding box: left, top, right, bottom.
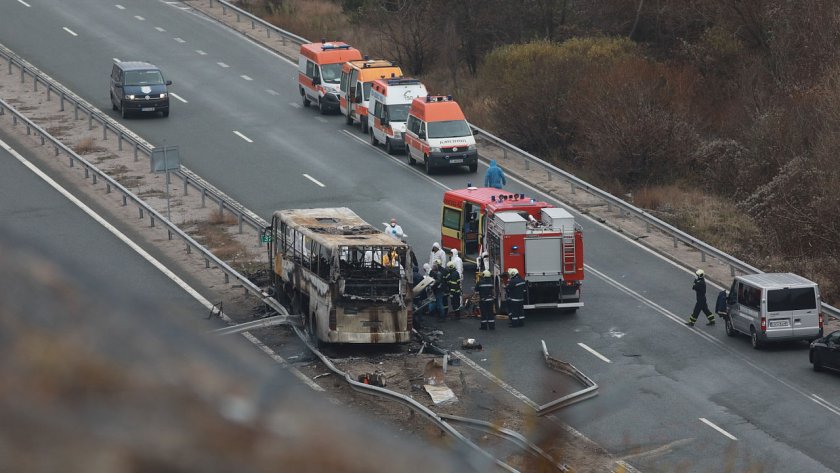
169, 92, 187, 103
303, 174, 325, 187
174, 37, 186, 43
266, 89, 279, 96
217, 62, 229, 68
240, 75, 253, 81
62, 27, 78, 36
134, 15, 145, 21
17, 0, 31, 7
233, 131, 253, 143
114, 4, 125, 9
196, 49, 207, 55
155, 26, 166, 32
811, 395, 840, 416
577, 342, 612, 363
1, 138, 320, 393
699, 418, 737, 440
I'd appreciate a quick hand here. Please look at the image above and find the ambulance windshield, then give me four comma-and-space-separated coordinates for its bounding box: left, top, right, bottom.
320, 64, 342, 84
385, 104, 410, 122
427, 120, 471, 139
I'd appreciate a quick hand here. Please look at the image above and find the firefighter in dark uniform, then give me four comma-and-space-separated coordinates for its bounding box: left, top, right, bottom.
686, 269, 715, 327
445, 261, 462, 318
506, 268, 526, 327
477, 270, 496, 330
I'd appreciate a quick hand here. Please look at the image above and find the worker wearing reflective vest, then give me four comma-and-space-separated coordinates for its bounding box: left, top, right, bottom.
477, 270, 495, 330
506, 268, 526, 327
445, 261, 462, 318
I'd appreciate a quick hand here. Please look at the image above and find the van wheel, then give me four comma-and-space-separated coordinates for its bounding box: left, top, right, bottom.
424, 155, 432, 174
469, 163, 477, 173
111, 94, 118, 111
812, 351, 823, 371
370, 129, 379, 146
408, 152, 416, 165
120, 102, 127, 119
361, 118, 368, 133
345, 112, 353, 125
385, 138, 395, 154
301, 88, 310, 107
725, 317, 736, 337
162, 109, 169, 118
750, 327, 762, 349
318, 99, 327, 115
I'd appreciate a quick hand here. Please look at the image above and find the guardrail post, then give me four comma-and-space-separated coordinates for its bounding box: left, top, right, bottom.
55, 145, 60, 156
219, 200, 224, 215
68, 156, 74, 167
266, 27, 271, 38
201, 188, 207, 207
730, 265, 736, 276
12, 115, 16, 126
134, 143, 139, 162
39, 134, 45, 145
92, 173, 97, 185
570, 182, 576, 194
607, 201, 612, 212
222, 4, 226, 15
60, 93, 65, 111
251, 19, 255, 29
236, 12, 240, 22
183, 175, 189, 195
701, 251, 706, 262
186, 244, 191, 254
106, 183, 111, 194
84, 167, 89, 179
139, 207, 144, 219
118, 132, 123, 150
224, 273, 230, 284
524, 155, 530, 170
150, 215, 155, 228
546, 167, 551, 181
20, 66, 24, 83
122, 195, 127, 206
209, 0, 213, 7
25, 124, 31, 135
205, 258, 210, 268
88, 112, 93, 130
7, 58, 11, 75
238, 214, 244, 234
74, 103, 79, 120
646, 221, 651, 233
46, 84, 51, 101
281, 35, 286, 46
673, 236, 678, 248
33, 77, 38, 92
168, 230, 172, 240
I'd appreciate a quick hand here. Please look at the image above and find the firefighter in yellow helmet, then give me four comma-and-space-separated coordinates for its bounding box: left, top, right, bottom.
477, 270, 496, 330
506, 268, 526, 327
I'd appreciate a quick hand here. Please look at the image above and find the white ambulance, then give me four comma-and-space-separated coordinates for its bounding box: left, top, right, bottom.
404, 95, 478, 174
368, 78, 427, 154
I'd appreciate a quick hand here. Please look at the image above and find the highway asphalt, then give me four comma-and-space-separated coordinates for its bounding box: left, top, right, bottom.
1, 1, 838, 471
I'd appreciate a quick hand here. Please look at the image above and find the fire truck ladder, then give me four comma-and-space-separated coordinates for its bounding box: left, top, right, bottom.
562, 232, 576, 274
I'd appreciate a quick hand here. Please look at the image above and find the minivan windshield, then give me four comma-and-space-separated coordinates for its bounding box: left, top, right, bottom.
124, 70, 165, 86
385, 104, 410, 122
767, 287, 817, 312
428, 120, 471, 139
320, 64, 342, 84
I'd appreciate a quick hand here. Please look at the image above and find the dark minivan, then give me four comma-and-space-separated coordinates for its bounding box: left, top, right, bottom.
110, 61, 171, 118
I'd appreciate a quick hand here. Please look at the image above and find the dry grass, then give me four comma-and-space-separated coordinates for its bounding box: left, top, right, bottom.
261, 0, 348, 43
208, 209, 238, 225
45, 124, 73, 137
73, 137, 105, 155
187, 212, 246, 262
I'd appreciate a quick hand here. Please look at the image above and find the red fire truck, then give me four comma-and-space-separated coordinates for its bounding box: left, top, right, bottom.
440, 187, 584, 311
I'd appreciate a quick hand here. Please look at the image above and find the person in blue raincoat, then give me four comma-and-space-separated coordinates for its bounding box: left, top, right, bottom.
484, 160, 506, 189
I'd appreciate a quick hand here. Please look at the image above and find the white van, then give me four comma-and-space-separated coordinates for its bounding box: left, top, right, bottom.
404, 95, 477, 174
368, 78, 427, 154
722, 273, 823, 349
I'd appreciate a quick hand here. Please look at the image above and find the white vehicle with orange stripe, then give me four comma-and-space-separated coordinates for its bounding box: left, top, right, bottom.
368, 78, 427, 155
404, 96, 478, 174
339, 59, 403, 133
298, 41, 362, 114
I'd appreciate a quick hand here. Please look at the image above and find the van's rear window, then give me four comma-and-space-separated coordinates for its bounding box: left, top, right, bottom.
767, 288, 817, 312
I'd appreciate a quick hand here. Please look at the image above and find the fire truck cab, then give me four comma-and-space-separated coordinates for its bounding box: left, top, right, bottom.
339, 59, 403, 133
404, 96, 478, 174
368, 78, 427, 154
441, 187, 584, 311
298, 41, 362, 114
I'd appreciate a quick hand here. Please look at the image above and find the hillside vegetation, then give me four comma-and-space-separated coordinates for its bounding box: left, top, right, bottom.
241, 0, 840, 302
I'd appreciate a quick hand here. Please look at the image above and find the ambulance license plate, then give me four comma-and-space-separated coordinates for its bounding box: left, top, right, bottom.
769, 320, 789, 328
449, 158, 463, 164
141, 107, 155, 112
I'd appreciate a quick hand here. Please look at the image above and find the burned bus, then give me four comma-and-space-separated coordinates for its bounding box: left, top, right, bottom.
268, 207, 412, 344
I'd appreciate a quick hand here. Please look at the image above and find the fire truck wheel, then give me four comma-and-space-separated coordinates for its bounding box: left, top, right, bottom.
385, 138, 395, 155
469, 162, 477, 173
345, 111, 353, 125
301, 89, 310, 107
370, 129, 379, 146
424, 155, 433, 174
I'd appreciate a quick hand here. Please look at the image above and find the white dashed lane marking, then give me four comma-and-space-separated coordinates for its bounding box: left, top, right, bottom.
17, 0, 31, 7
62, 27, 78, 37
217, 62, 229, 68
577, 343, 611, 363
155, 26, 166, 32
114, 4, 125, 9
699, 418, 737, 440
196, 50, 207, 55
240, 75, 253, 81
174, 37, 186, 43
169, 93, 187, 104
303, 174, 325, 187
134, 15, 145, 21
233, 131, 253, 143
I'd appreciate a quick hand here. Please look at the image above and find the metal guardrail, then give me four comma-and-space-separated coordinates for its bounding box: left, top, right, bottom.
207, 0, 308, 45
200, 0, 840, 320
0, 43, 267, 237
538, 341, 598, 416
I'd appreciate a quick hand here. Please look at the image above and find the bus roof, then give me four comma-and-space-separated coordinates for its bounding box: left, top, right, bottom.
299, 42, 362, 64
409, 96, 465, 122
274, 207, 407, 247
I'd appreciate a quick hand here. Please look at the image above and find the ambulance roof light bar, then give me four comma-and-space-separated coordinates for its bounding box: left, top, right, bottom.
386, 78, 421, 86
425, 95, 453, 103
320, 41, 351, 51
